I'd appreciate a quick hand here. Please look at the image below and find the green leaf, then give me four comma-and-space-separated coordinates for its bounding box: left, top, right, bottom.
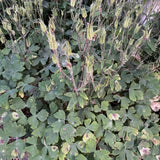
61, 142, 70, 155
2, 48, 10, 55
0, 92, 9, 106
141, 128, 153, 140
44, 128, 59, 145
78, 96, 85, 108
52, 120, 65, 133
37, 109, 49, 122
2, 54, 24, 81
32, 124, 45, 137
125, 150, 139, 160
30, 45, 40, 52
82, 131, 96, 143
44, 91, 56, 101
104, 131, 116, 147
94, 150, 111, 160
67, 112, 82, 127
84, 119, 91, 127
26, 136, 37, 144
54, 110, 65, 120
60, 124, 75, 142
10, 97, 26, 110
129, 89, 136, 101
130, 82, 140, 90
121, 97, 130, 109
28, 116, 39, 129
147, 38, 156, 52
70, 143, 79, 156
24, 75, 35, 84
101, 101, 109, 111
75, 126, 86, 137
49, 102, 58, 113
75, 154, 87, 160
136, 90, 143, 100
116, 150, 125, 160
136, 105, 151, 119
25, 145, 39, 157
115, 80, 122, 91
0, 85, 9, 94
79, 92, 88, 100
88, 121, 99, 132
4, 122, 26, 137
85, 139, 96, 153
67, 96, 78, 110
48, 146, 59, 159
93, 105, 101, 113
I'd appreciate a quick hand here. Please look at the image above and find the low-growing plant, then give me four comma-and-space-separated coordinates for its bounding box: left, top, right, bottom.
0, 0, 160, 160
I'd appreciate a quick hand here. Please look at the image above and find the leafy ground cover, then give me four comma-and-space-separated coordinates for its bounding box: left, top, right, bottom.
0, 0, 160, 160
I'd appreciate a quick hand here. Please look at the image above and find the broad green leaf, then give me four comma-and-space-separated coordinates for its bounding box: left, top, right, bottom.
2, 54, 24, 81
54, 110, 65, 120
44, 91, 56, 101
147, 38, 156, 52
49, 102, 58, 113
26, 136, 37, 144
30, 45, 40, 52
60, 124, 75, 142
52, 120, 65, 133
84, 119, 91, 127
85, 139, 96, 153
2, 48, 10, 55
115, 80, 122, 91
27, 97, 37, 113
141, 128, 153, 140
28, 116, 39, 129
0, 85, 9, 94
104, 131, 116, 146
37, 109, 49, 122
84, 110, 96, 121
25, 145, 39, 157
136, 90, 143, 100
61, 142, 70, 155
125, 150, 139, 160
70, 143, 78, 156
67, 96, 78, 110
121, 71, 133, 83
4, 122, 26, 137
0, 92, 9, 106
67, 112, 82, 127
113, 142, 124, 150
78, 96, 85, 108
101, 101, 109, 111
93, 105, 101, 113
75, 154, 87, 160
94, 150, 111, 160
121, 97, 130, 109
130, 82, 140, 90
24, 75, 35, 84
75, 126, 86, 137
116, 150, 125, 160
129, 89, 136, 101
7, 139, 25, 158
79, 92, 88, 100
48, 146, 59, 159
45, 130, 59, 145
82, 131, 96, 143
10, 97, 26, 110
65, 92, 76, 97
32, 123, 45, 137
136, 105, 151, 119
88, 121, 99, 132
